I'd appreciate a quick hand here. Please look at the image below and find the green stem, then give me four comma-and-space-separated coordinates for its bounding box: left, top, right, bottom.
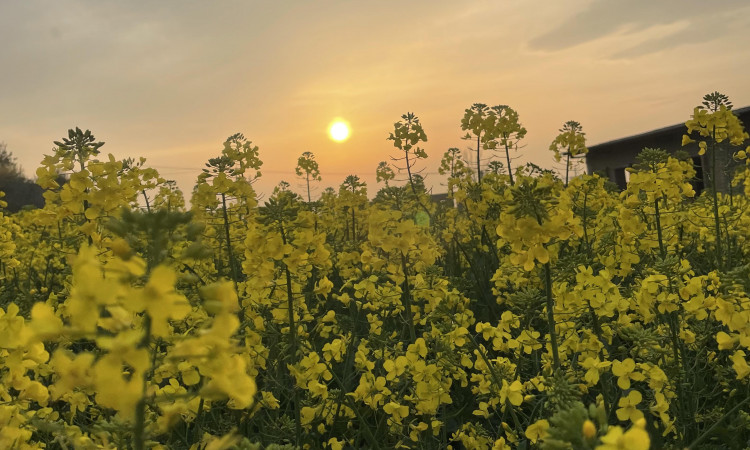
666, 312, 690, 443
687, 388, 750, 449
220, 192, 239, 290
133, 315, 152, 450
708, 130, 723, 270
582, 191, 590, 254
544, 262, 561, 370
588, 305, 612, 417
192, 397, 205, 442
654, 199, 666, 259
280, 224, 302, 446
142, 189, 151, 213
505, 142, 514, 185
400, 253, 417, 343
477, 135, 482, 183
460, 321, 525, 439
306, 174, 312, 204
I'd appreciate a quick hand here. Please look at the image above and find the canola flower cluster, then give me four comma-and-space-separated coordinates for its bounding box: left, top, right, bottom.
1, 95, 750, 449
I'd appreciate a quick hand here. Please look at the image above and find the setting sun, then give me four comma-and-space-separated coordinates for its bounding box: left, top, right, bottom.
329, 120, 350, 142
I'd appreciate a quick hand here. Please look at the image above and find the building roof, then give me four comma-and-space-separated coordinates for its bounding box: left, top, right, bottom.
588, 105, 750, 155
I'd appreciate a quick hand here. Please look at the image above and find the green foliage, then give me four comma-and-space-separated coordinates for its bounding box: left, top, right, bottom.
2, 91, 750, 450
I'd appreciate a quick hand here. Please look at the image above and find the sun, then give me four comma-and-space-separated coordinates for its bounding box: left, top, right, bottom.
329, 120, 350, 142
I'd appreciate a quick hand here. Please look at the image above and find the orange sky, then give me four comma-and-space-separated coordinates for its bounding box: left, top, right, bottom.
3, 0, 750, 200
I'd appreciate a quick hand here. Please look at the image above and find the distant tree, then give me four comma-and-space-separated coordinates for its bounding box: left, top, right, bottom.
0, 143, 22, 178
0, 143, 44, 212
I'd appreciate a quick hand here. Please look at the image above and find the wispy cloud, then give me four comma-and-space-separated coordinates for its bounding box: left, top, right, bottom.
2, 0, 749, 198
529, 0, 750, 57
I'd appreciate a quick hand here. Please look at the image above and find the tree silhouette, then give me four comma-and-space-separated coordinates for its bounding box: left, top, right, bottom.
0, 143, 44, 212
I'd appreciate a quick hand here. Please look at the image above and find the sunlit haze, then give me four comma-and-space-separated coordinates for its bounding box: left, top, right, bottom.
329, 120, 350, 142
2, 0, 749, 200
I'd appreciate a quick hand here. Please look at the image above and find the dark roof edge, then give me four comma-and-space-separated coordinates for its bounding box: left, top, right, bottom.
588, 105, 750, 152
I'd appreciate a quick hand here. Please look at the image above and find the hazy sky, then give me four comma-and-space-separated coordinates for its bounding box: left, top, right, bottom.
3, 0, 750, 199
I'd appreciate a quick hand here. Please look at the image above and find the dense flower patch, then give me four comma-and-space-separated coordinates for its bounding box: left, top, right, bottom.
1, 93, 750, 449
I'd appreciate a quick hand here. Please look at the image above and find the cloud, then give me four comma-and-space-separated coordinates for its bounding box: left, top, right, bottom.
529, 0, 750, 56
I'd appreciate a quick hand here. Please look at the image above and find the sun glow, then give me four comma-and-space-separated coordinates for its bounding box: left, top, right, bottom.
329, 120, 350, 142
